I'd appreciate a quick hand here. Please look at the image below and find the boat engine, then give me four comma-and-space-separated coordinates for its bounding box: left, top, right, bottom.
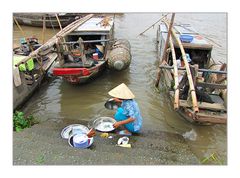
107, 39, 131, 71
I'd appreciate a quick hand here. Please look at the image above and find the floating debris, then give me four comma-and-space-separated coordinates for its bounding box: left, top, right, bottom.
182, 129, 197, 141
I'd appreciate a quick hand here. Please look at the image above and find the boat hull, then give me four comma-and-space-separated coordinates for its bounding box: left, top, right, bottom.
53, 61, 106, 84
13, 52, 58, 110
13, 13, 77, 28
160, 66, 227, 125
175, 102, 227, 125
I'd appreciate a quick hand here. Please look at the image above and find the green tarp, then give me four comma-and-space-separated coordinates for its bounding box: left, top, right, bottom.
13, 55, 34, 71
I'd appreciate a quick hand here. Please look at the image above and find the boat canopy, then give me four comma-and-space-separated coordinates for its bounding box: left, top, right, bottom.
75, 17, 114, 32
159, 23, 213, 50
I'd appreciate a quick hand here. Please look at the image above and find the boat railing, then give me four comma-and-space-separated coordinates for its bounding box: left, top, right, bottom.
60, 39, 115, 45
159, 65, 227, 74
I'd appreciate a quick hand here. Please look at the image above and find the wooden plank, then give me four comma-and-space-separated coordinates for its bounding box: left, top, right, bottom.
196, 113, 227, 124
61, 39, 111, 44
166, 21, 179, 109
13, 67, 22, 87
42, 53, 58, 70
155, 13, 175, 87
179, 99, 226, 111
196, 82, 227, 89
159, 65, 227, 74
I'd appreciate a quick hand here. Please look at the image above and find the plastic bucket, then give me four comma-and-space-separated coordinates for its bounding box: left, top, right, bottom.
180, 35, 193, 43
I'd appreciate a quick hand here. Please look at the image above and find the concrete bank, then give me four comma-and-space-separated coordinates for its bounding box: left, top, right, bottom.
13, 119, 200, 165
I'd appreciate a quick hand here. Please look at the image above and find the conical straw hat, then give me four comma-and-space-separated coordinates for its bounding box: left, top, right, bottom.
96, 45, 104, 53
108, 83, 135, 99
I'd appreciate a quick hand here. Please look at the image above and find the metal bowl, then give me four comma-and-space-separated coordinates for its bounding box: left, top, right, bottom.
92, 117, 116, 132
68, 134, 94, 149
104, 98, 120, 110
61, 124, 90, 139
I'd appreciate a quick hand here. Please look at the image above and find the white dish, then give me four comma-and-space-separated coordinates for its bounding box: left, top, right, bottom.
68, 134, 94, 148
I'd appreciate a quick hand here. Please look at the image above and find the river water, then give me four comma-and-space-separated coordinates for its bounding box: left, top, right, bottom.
13, 13, 227, 164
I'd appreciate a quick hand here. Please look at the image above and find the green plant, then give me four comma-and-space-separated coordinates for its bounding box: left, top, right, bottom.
201, 153, 223, 165
35, 154, 45, 164
13, 111, 36, 132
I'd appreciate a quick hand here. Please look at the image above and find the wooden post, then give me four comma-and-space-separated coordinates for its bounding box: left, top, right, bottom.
161, 13, 175, 63
163, 19, 179, 109
41, 15, 46, 44
56, 41, 64, 66
55, 13, 63, 30
164, 19, 199, 113
55, 13, 68, 51
13, 16, 24, 37
193, 64, 199, 86
170, 37, 180, 110
155, 13, 175, 87
78, 37, 87, 64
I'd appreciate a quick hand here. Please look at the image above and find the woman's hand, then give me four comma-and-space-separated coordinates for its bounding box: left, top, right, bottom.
113, 122, 122, 129
113, 98, 122, 103
87, 128, 96, 138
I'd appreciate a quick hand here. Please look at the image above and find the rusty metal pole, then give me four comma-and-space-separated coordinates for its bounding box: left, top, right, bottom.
155, 13, 175, 87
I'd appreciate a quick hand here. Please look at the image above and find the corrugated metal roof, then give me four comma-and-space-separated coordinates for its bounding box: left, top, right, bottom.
75, 17, 114, 32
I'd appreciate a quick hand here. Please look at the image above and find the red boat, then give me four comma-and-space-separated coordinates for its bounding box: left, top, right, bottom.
52, 16, 112, 84
52, 15, 132, 84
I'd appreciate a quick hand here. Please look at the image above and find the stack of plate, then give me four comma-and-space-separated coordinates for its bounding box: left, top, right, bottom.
61, 124, 93, 148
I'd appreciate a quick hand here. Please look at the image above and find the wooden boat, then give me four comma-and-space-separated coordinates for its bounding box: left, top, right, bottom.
13, 13, 124, 28
13, 14, 99, 109
13, 37, 58, 110
156, 21, 227, 125
13, 13, 79, 28
52, 15, 131, 84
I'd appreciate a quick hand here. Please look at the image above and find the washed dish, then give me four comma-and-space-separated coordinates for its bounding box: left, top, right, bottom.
92, 117, 116, 132
61, 124, 90, 139
68, 134, 94, 149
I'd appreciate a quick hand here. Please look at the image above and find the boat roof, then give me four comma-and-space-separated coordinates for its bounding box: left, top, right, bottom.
159, 23, 213, 50
75, 17, 114, 32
